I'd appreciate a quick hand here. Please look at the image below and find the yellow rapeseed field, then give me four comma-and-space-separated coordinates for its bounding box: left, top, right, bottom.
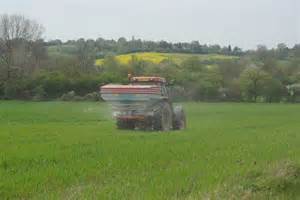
95, 52, 238, 66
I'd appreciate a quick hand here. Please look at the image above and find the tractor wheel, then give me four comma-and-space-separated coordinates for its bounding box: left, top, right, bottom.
173, 106, 186, 130
116, 119, 135, 130
140, 116, 153, 131
153, 110, 162, 131
153, 102, 173, 131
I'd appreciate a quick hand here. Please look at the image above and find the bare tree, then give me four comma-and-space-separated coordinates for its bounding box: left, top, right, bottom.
0, 14, 44, 81
76, 38, 96, 73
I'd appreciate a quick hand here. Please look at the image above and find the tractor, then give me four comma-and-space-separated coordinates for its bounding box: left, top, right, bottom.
100, 75, 186, 131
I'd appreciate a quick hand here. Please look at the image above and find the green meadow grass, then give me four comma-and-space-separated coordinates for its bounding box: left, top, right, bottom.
0, 101, 300, 199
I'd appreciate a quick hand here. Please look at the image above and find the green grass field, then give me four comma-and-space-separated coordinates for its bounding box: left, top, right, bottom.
95, 52, 238, 66
0, 101, 300, 199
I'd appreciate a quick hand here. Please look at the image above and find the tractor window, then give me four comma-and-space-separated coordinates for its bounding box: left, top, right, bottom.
161, 86, 168, 96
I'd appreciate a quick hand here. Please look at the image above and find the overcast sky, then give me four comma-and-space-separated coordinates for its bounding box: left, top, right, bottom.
0, 0, 299, 49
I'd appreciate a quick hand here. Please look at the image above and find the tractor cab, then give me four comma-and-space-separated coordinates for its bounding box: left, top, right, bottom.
129, 75, 168, 97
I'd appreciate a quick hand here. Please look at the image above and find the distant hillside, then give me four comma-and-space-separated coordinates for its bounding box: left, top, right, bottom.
95, 52, 239, 66
47, 45, 77, 56
46, 44, 239, 66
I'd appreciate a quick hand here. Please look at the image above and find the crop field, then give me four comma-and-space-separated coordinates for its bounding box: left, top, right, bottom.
95, 52, 238, 66
0, 101, 300, 199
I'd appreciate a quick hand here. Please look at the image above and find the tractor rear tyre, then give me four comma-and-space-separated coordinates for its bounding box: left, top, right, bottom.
173, 106, 186, 130
153, 102, 173, 131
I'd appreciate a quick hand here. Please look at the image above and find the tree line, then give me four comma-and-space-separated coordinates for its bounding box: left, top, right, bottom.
47, 37, 243, 57
1, 14, 300, 102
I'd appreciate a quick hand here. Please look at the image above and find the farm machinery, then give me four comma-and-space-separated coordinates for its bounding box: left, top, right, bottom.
100, 75, 186, 131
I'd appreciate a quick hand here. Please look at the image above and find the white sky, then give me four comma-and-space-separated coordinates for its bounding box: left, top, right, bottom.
0, 0, 299, 49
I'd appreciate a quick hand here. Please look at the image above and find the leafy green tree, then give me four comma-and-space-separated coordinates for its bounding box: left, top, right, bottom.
181, 57, 204, 72
32, 85, 46, 101
263, 78, 284, 102
293, 44, 300, 57
102, 55, 120, 73
276, 43, 289, 59
256, 45, 269, 61
226, 79, 242, 101
219, 60, 244, 87
117, 37, 128, 54
261, 57, 277, 74
128, 55, 147, 75
101, 55, 127, 82
200, 66, 223, 100
240, 67, 271, 102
